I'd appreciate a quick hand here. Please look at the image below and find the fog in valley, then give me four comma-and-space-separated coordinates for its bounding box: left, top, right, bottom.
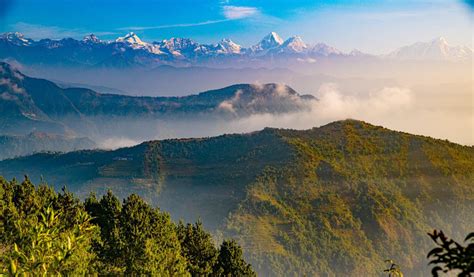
30, 61, 470, 148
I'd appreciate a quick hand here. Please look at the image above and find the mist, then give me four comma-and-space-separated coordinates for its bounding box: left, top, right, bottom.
85, 79, 472, 149
8, 59, 472, 147
217, 82, 473, 145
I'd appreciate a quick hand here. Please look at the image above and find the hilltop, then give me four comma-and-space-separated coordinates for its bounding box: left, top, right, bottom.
1, 119, 472, 275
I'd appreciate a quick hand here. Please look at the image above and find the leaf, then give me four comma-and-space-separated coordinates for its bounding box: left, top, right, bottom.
465, 232, 474, 242
431, 266, 442, 276
67, 236, 72, 250
427, 248, 443, 258
9, 260, 17, 274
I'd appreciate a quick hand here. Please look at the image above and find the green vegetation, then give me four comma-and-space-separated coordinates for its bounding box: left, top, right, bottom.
0, 120, 473, 276
0, 177, 255, 276
221, 120, 474, 276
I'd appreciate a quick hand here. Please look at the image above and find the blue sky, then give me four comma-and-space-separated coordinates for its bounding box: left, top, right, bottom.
0, 0, 472, 54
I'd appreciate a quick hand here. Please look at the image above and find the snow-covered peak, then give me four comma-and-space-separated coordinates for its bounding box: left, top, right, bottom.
116, 32, 147, 46
281, 36, 308, 53
387, 37, 472, 61
311, 43, 342, 56
432, 36, 448, 45
252, 32, 284, 52
1, 32, 32, 46
159, 37, 198, 50
267, 32, 284, 45
348, 49, 366, 56
83, 34, 100, 43
217, 38, 242, 54
156, 38, 199, 57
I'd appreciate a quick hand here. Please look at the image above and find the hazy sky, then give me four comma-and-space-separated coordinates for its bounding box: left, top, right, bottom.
0, 0, 472, 53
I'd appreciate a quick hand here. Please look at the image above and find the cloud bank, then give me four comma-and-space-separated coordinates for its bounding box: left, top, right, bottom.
212, 84, 472, 146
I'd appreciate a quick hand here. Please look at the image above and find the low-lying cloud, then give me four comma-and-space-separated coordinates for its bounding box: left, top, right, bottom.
0, 77, 25, 94
89, 83, 472, 148
214, 83, 472, 145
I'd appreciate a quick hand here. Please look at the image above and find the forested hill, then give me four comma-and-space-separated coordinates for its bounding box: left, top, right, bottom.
0, 61, 314, 137
0, 119, 473, 276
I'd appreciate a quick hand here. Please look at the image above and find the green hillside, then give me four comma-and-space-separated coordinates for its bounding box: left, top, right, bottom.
0, 120, 472, 276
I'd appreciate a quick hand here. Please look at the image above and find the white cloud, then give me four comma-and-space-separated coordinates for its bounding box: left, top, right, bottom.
208, 83, 472, 145
118, 19, 231, 31
119, 5, 260, 31
223, 6, 259, 19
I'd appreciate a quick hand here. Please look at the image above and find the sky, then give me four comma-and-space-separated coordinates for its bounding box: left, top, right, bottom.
0, 0, 472, 54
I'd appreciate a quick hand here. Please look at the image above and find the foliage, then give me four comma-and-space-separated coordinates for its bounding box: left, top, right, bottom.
1, 119, 473, 276
0, 177, 98, 275
213, 239, 256, 277
0, 177, 255, 276
177, 221, 219, 275
427, 230, 474, 276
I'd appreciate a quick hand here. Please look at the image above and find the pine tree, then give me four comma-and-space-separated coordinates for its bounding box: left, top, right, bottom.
177, 220, 218, 275
119, 194, 189, 275
213, 239, 256, 277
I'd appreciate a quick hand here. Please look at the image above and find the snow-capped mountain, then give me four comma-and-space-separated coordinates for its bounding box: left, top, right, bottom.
387, 37, 473, 61
311, 43, 343, 56
116, 32, 147, 46
83, 34, 101, 43
156, 37, 199, 57
0, 31, 470, 69
0, 32, 33, 46
215, 38, 242, 54
251, 32, 284, 53
277, 36, 308, 54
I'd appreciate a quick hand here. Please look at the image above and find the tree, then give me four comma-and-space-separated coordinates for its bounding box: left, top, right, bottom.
84, 190, 124, 273
1, 177, 255, 276
177, 221, 218, 275
427, 230, 474, 276
213, 239, 256, 277
0, 177, 98, 275
119, 194, 189, 275
3, 207, 98, 275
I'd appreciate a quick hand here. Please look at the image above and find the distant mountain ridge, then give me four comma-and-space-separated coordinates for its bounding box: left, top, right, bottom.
0, 132, 96, 160
386, 37, 473, 61
1, 32, 470, 68
0, 62, 315, 137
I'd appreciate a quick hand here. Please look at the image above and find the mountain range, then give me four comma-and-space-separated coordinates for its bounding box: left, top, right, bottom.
0, 62, 315, 140
0, 119, 472, 276
1, 31, 471, 69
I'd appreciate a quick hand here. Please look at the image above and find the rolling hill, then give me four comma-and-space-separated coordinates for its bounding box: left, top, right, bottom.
0, 119, 472, 276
